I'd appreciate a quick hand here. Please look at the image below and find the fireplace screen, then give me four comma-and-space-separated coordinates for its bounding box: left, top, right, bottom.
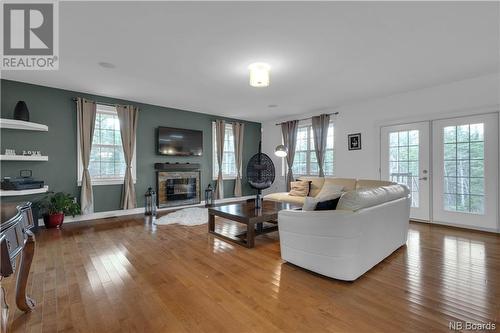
157, 171, 200, 208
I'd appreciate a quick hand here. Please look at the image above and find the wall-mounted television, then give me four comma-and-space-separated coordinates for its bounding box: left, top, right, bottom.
157, 127, 203, 156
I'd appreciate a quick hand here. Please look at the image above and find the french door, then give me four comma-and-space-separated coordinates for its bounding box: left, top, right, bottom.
432, 113, 498, 230
381, 113, 499, 230
381, 122, 430, 221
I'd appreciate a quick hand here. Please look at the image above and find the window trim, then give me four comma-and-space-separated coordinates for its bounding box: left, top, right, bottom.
77, 104, 137, 186
212, 122, 239, 180
291, 121, 335, 177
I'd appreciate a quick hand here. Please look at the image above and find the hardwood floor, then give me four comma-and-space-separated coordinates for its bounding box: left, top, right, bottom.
2, 214, 499, 332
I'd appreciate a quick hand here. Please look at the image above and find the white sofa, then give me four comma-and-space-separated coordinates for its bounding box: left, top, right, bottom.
264, 177, 395, 205
277, 184, 411, 281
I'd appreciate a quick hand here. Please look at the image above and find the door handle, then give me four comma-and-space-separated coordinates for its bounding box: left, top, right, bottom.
419, 177, 428, 181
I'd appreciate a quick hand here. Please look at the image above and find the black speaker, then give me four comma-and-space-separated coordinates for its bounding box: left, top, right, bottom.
13, 101, 30, 121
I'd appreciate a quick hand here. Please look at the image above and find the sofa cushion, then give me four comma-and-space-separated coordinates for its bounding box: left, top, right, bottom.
289, 180, 311, 196
297, 177, 324, 197
323, 178, 356, 192
356, 179, 395, 189
337, 184, 410, 211
264, 192, 306, 205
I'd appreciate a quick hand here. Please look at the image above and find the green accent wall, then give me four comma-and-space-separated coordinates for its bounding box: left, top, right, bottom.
1, 79, 260, 212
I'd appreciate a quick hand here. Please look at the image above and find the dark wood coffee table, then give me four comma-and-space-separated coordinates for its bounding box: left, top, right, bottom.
208, 200, 299, 248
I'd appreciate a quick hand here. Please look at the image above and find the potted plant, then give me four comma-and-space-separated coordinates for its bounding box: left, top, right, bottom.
38, 192, 81, 228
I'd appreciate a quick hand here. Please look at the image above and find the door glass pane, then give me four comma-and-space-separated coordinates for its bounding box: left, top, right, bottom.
388, 130, 419, 207
442, 123, 484, 214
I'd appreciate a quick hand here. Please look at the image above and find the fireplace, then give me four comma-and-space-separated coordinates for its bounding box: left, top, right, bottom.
155, 163, 201, 208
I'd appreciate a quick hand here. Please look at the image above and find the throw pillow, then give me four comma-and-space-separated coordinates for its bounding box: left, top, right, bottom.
316, 183, 344, 198
289, 180, 311, 197
315, 197, 341, 211
302, 196, 318, 211
302, 188, 343, 211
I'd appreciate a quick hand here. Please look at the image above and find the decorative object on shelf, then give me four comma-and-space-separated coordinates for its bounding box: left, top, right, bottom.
348, 133, 362, 150
1, 170, 44, 190
144, 187, 157, 216
246, 141, 275, 209
13, 101, 30, 122
38, 192, 81, 229
205, 184, 214, 207
4, 149, 16, 155
274, 144, 288, 157
22, 150, 42, 156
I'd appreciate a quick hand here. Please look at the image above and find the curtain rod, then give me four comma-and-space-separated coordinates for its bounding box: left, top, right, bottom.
72, 98, 121, 108
274, 112, 339, 126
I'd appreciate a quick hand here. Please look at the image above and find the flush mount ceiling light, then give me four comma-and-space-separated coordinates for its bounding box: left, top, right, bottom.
248, 62, 270, 87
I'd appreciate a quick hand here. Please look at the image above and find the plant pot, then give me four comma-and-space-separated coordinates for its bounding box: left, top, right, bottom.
43, 212, 65, 229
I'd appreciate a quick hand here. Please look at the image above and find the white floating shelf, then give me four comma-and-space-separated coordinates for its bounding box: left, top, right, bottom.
0, 186, 49, 197
0, 155, 48, 161
0, 118, 48, 131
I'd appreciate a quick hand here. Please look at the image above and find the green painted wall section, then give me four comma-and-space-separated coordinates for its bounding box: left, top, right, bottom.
1, 79, 260, 212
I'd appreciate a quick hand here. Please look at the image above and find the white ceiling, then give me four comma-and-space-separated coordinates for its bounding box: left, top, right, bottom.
3, 1, 499, 122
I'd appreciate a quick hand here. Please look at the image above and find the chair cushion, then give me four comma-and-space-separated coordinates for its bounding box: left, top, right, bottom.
264, 192, 306, 205
297, 177, 324, 197
289, 180, 310, 197
323, 178, 357, 192
337, 184, 410, 211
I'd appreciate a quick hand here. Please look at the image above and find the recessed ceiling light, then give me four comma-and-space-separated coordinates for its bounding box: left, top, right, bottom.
98, 62, 115, 69
248, 62, 270, 87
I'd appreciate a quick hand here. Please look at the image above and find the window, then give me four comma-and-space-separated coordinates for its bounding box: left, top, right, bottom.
212, 122, 237, 179
389, 130, 420, 208
443, 123, 484, 214
292, 123, 334, 177
77, 104, 136, 185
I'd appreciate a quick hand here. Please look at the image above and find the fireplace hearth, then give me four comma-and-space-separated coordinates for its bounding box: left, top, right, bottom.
155, 163, 201, 208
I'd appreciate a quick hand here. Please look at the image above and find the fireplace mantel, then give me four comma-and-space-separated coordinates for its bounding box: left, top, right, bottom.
154, 162, 200, 171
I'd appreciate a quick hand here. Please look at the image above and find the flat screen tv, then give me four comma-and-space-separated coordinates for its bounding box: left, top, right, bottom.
157, 127, 203, 156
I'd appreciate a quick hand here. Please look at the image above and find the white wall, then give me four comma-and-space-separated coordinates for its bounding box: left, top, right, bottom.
262, 73, 500, 194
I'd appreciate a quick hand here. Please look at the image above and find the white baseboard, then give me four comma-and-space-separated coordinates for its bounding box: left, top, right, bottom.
38, 195, 255, 226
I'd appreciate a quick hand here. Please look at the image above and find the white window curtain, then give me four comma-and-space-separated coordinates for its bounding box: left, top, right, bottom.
116, 105, 139, 209
76, 97, 97, 214
215, 119, 225, 199
233, 122, 244, 196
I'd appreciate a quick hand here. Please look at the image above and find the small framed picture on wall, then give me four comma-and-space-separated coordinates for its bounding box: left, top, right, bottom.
348, 133, 361, 150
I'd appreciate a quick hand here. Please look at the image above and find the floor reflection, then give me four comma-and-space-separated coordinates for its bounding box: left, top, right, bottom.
443, 235, 487, 311
405, 228, 422, 289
